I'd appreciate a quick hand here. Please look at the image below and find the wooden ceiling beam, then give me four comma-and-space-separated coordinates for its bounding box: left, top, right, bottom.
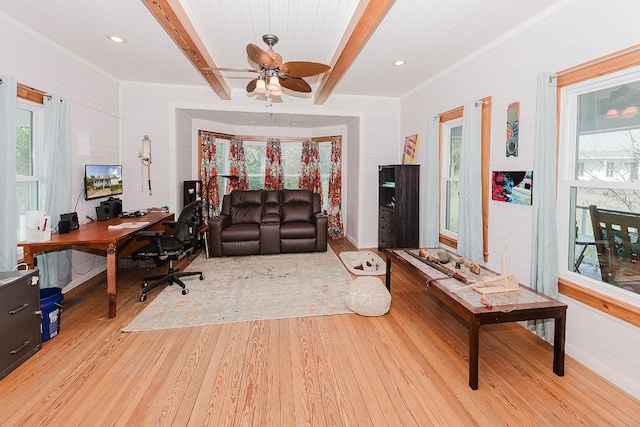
314, 0, 395, 105
142, 0, 231, 100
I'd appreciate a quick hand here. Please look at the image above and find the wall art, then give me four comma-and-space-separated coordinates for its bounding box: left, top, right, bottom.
506, 102, 519, 157
492, 170, 532, 205
402, 134, 418, 164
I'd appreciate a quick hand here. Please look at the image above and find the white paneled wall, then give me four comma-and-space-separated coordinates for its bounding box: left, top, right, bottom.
401, 0, 640, 398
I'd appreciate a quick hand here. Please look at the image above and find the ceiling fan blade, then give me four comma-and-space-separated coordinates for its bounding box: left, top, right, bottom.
246, 43, 277, 69
246, 78, 258, 92
202, 67, 258, 73
279, 77, 312, 93
280, 61, 331, 78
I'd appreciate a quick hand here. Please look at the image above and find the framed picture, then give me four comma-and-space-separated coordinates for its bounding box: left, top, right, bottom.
491, 170, 532, 205
402, 134, 418, 164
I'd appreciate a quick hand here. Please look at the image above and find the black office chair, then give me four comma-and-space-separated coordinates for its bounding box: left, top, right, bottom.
132, 200, 205, 302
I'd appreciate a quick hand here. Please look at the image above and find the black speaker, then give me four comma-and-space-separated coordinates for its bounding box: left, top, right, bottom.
58, 219, 71, 234
60, 212, 79, 230
96, 199, 123, 221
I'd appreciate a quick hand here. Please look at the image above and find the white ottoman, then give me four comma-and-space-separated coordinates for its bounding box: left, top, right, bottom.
345, 276, 391, 316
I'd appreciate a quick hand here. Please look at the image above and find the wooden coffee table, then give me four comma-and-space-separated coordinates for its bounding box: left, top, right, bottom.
385, 248, 567, 390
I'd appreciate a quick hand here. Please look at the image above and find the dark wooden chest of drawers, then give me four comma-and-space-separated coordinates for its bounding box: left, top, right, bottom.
0, 270, 41, 380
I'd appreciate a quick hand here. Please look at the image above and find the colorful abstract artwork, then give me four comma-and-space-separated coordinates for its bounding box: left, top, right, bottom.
492, 171, 532, 205
402, 134, 418, 164
506, 102, 519, 157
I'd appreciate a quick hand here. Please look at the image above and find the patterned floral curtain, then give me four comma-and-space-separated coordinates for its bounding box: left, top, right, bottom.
200, 131, 219, 219
327, 136, 344, 239
227, 137, 248, 192
299, 139, 323, 202
264, 138, 284, 189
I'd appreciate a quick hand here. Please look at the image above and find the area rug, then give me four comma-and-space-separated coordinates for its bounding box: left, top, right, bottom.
339, 251, 386, 276
123, 248, 354, 332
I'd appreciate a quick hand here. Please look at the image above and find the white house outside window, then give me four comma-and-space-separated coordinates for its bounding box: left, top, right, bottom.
559, 70, 640, 305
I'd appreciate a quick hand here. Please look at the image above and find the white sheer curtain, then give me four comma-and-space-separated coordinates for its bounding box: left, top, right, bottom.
423, 115, 440, 247
0, 76, 18, 271
529, 72, 558, 342
37, 95, 72, 288
457, 101, 483, 262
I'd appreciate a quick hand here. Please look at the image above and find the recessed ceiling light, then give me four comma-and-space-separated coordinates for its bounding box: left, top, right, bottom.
291, 121, 299, 126
392, 59, 406, 66
107, 35, 127, 43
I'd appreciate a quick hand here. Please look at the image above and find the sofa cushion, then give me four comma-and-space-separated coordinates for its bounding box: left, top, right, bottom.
221, 223, 260, 242
282, 189, 313, 223
280, 222, 316, 239
230, 190, 263, 224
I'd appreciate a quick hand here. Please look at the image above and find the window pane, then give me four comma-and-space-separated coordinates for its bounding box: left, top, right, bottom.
282, 143, 302, 176
449, 125, 462, 177
16, 108, 34, 176
577, 82, 640, 182
572, 186, 640, 295
445, 180, 459, 233
17, 181, 38, 214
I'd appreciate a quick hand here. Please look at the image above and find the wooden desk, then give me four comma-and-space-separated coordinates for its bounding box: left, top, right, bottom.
385, 248, 567, 390
18, 212, 174, 318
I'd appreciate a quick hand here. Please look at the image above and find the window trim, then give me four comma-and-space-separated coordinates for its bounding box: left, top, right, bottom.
556, 44, 640, 327
440, 118, 462, 242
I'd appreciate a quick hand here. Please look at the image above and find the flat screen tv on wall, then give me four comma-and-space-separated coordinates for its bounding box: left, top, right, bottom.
84, 164, 123, 200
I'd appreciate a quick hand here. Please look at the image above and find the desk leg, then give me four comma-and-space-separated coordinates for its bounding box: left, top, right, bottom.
553, 314, 566, 376
386, 258, 392, 291
107, 245, 117, 318
23, 248, 35, 269
469, 318, 480, 390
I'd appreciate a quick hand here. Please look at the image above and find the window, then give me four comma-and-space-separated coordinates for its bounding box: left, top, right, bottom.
441, 119, 462, 238
16, 100, 43, 243
605, 161, 615, 178
435, 100, 491, 257
559, 68, 640, 304
214, 138, 334, 209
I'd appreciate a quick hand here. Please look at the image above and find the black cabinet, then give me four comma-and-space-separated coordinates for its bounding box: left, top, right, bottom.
378, 164, 420, 250
0, 270, 41, 380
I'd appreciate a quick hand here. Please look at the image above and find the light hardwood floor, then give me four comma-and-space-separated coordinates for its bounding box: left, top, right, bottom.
2, 239, 639, 426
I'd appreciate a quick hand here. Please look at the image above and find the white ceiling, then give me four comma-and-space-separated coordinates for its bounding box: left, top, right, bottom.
0, 0, 569, 126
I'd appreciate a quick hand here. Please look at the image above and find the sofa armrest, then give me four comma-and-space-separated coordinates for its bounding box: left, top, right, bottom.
209, 215, 230, 257
313, 212, 328, 252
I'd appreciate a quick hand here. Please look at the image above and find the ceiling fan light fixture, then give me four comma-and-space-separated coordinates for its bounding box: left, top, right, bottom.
255, 79, 266, 94
267, 76, 281, 91
270, 86, 283, 97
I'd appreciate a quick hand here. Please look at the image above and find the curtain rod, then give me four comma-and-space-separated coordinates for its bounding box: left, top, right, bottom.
199, 130, 339, 143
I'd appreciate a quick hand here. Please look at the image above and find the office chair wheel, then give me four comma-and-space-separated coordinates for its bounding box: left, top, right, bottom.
182, 288, 189, 295
199, 274, 205, 280
142, 281, 148, 288
140, 293, 147, 302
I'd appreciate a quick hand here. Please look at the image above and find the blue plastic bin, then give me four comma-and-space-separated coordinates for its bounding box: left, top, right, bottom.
40, 287, 63, 342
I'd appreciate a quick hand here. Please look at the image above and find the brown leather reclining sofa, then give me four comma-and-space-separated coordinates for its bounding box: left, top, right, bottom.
208, 189, 328, 257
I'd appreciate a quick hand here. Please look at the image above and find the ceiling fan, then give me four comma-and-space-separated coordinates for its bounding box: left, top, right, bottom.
204, 34, 330, 97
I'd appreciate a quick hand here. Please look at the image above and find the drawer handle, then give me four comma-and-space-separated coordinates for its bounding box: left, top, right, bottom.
10, 341, 30, 355
9, 303, 29, 315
